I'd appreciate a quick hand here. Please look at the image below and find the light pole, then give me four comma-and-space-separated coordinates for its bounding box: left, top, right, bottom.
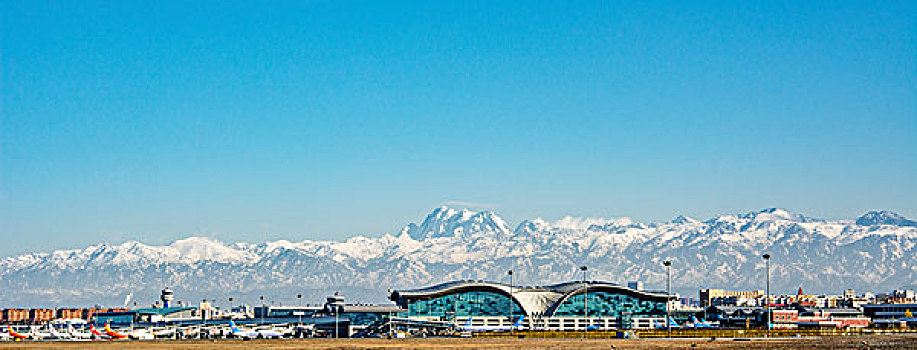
334, 305, 340, 339
454, 294, 465, 331
259, 295, 265, 325
763, 253, 771, 335
663, 260, 671, 338
580, 265, 588, 335
507, 270, 514, 333
388, 288, 394, 339
297, 294, 303, 326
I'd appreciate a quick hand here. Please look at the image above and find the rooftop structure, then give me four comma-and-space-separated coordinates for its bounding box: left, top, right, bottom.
391, 280, 671, 319
92, 307, 199, 325
699, 289, 764, 307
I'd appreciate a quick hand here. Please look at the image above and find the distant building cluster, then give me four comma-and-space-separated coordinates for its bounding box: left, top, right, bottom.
698, 287, 917, 329
1, 308, 128, 325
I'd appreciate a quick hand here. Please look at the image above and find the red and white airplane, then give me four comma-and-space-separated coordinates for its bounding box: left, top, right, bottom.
89, 324, 112, 340
7, 325, 31, 340
103, 323, 128, 340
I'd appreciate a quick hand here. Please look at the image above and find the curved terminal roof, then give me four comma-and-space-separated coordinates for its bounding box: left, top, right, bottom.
390, 280, 672, 316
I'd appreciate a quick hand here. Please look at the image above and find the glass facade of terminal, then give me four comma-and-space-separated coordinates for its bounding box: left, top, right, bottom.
406, 291, 523, 318
551, 291, 666, 319
348, 312, 389, 326
92, 313, 135, 325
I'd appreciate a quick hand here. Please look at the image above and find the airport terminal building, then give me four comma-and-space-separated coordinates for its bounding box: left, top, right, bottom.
390, 280, 673, 330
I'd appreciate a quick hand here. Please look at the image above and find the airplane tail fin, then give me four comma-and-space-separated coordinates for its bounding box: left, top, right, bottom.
8, 326, 21, 338
463, 318, 472, 328
229, 319, 240, 332
513, 315, 524, 327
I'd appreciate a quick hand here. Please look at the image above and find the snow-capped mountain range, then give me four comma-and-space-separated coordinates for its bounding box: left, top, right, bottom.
2, 207, 916, 307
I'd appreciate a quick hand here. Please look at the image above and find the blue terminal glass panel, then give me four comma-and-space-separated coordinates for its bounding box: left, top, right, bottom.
93, 314, 135, 326
407, 291, 523, 318
347, 312, 391, 326
551, 291, 665, 319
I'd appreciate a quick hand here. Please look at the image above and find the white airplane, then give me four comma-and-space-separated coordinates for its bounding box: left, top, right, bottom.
654, 317, 682, 329
180, 326, 200, 339
200, 326, 225, 339
152, 327, 176, 338
29, 326, 53, 340
47, 323, 72, 340
67, 324, 93, 340
458, 316, 525, 332
684, 316, 714, 328
128, 328, 155, 340
228, 319, 283, 339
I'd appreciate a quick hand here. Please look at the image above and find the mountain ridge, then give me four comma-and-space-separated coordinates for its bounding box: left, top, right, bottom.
2, 207, 915, 307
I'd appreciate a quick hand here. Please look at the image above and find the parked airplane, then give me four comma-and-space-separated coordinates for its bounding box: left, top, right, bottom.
181, 326, 201, 339
129, 328, 154, 340
655, 317, 681, 329
152, 327, 176, 338
48, 323, 72, 339
103, 323, 128, 340
228, 319, 283, 339
67, 324, 93, 340
685, 316, 714, 328
29, 326, 53, 340
458, 316, 525, 332
90, 324, 111, 339
8, 326, 31, 340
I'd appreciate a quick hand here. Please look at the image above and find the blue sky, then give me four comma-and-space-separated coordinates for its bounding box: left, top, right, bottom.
1, 0, 915, 256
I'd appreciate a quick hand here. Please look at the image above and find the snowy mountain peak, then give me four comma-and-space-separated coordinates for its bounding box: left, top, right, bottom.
857, 210, 917, 227
672, 215, 699, 224
741, 208, 809, 222
552, 216, 618, 231
429, 206, 474, 221
404, 206, 511, 240
169, 236, 220, 247
514, 219, 550, 235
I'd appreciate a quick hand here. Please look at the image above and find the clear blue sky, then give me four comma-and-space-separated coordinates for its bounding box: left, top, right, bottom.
1, 0, 915, 256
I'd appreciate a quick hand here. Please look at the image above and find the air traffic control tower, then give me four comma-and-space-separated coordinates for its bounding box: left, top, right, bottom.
160, 288, 174, 308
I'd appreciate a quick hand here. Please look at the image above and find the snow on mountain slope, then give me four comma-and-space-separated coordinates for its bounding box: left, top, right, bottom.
403, 206, 512, 240
857, 210, 917, 227
1, 237, 256, 272
2, 207, 916, 307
